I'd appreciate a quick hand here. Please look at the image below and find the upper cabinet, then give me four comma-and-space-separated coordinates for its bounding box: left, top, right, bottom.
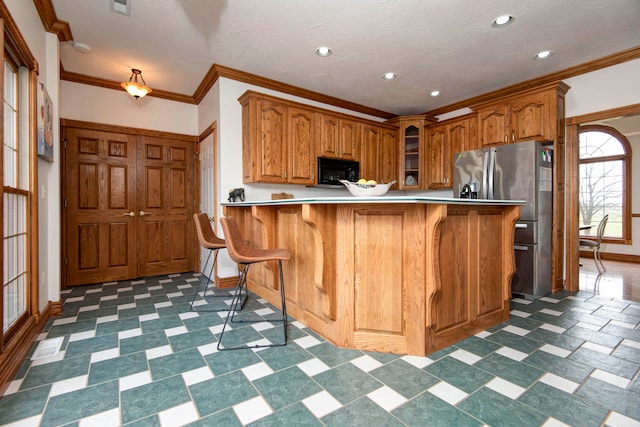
387, 116, 432, 189
239, 91, 315, 185
475, 83, 569, 147
426, 114, 476, 189
360, 123, 398, 185
316, 113, 360, 161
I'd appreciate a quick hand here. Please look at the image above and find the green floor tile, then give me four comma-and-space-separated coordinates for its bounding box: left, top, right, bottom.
458, 387, 548, 427
252, 366, 322, 410
258, 342, 313, 371
518, 382, 609, 427
370, 359, 439, 398
121, 375, 191, 424
321, 396, 405, 426
569, 347, 639, 378
21, 354, 91, 390
247, 402, 322, 427
424, 356, 494, 394
120, 331, 169, 355
576, 377, 640, 420
189, 371, 258, 417
313, 363, 382, 404
40, 380, 119, 427
523, 350, 593, 383
0, 385, 51, 424
149, 348, 206, 380
393, 391, 482, 427
475, 353, 544, 388
89, 351, 148, 385
203, 347, 262, 375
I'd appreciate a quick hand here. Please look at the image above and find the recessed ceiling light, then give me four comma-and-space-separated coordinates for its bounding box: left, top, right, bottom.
430, 90, 440, 97
316, 46, 332, 57
382, 72, 397, 80
535, 50, 553, 59
492, 14, 514, 28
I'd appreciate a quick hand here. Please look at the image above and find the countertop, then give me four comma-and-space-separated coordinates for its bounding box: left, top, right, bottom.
222, 196, 526, 207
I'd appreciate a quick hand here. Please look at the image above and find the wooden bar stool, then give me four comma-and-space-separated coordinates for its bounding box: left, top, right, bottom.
217, 216, 291, 350
190, 213, 245, 312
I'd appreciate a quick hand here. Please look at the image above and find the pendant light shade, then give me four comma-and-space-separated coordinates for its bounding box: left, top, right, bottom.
120, 68, 152, 99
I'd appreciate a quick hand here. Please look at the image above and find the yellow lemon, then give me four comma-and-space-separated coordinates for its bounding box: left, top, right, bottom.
366, 180, 377, 186
357, 178, 367, 184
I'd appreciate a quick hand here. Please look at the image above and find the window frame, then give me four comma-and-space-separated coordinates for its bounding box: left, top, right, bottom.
578, 124, 632, 245
0, 9, 39, 354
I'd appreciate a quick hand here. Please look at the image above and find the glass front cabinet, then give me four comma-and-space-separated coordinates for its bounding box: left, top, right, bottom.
388, 115, 433, 189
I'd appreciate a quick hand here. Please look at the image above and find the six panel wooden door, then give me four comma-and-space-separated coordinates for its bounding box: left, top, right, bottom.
64, 127, 196, 286
137, 136, 196, 277
64, 128, 139, 285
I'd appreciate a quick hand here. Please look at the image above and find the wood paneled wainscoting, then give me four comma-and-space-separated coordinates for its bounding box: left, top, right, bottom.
61, 120, 199, 287
223, 198, 521, 356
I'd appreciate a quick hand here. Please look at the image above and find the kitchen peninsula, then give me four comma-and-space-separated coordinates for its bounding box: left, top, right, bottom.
223, 196, 523, 356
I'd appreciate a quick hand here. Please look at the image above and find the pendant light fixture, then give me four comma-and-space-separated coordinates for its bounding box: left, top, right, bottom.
120, 68, 152, 99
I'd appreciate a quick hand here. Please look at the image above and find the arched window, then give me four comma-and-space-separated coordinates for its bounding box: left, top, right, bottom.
578, 125, 632, 243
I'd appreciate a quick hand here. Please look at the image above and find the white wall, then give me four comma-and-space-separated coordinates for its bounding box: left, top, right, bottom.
60, 82, 197, 134
564, 59, 640, 257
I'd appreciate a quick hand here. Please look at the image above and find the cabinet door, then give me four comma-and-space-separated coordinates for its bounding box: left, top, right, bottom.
288, 107, 316, 185
257, 99, 287, 183
446, 121, 471, 187
510, 92, 550, 142
399, 124, 422, 189
426, 125, 448, 189
316, 113, 340, 158
379, 127, 397, 185
339, 119, 359, 160
477, 105, 508, 147
360, 124, 379, 181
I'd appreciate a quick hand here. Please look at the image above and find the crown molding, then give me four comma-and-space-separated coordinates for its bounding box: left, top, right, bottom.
32, 0, 72, 41
425, 45, 640, 117
60, 66, 197, 104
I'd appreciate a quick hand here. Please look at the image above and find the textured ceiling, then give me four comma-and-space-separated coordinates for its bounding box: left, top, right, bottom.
52, 0, 640, 116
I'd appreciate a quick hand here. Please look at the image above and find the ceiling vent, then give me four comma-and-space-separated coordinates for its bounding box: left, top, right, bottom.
110, 0, 131, 16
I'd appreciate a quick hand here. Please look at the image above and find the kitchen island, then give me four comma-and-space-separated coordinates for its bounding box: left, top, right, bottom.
222, 196, 523, 356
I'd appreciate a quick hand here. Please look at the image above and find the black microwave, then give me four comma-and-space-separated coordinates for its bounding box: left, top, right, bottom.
317, 157, 360, 186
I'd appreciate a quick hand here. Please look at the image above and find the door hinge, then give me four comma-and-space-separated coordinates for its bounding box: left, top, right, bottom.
64, 257, 68, 266
63, 138, 67, 149
64, 199, 67, 208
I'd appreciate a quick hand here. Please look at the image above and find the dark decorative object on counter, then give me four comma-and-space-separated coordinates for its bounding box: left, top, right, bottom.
228, 188, 245, 202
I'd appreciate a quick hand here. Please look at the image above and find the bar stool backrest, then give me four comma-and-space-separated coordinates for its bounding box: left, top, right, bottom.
193, 213, 225, 250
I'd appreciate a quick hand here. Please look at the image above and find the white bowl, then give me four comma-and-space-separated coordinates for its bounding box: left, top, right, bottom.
340, 180, 397, 197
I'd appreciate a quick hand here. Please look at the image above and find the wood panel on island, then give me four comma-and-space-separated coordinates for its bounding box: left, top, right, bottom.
223, 199, 522, 356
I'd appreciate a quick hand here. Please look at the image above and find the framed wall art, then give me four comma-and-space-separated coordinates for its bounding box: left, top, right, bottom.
37, 82, 54, 162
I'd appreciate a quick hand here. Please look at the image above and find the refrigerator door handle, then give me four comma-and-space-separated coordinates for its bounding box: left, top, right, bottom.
514, 245, 529, 251
487, 149, 496, 199
515, 224, 528, 228
482, 151, 489, 199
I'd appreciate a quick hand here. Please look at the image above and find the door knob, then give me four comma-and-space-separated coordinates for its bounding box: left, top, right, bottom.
122, 211, 135, 217
139, 211, 151, 216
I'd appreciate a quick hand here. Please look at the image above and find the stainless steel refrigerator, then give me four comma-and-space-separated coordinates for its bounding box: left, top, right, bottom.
453, 140, 554, 298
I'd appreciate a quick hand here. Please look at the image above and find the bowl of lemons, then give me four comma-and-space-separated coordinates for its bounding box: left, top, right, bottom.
340, 179, 397, 197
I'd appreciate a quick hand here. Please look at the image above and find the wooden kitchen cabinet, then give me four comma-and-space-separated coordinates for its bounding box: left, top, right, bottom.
360, 123, 398, 185
239, 91, 315, 185
387, 115, 434, 189
316, 113, 359, 161
426, 114, 476, 189
475, 84, 562, 147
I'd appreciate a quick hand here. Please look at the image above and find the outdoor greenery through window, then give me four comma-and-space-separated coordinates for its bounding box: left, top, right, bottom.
578, 125, 631, 242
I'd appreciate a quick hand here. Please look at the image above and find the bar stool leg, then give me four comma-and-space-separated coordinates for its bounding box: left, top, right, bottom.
217, 261, 288, 350
190, 249, 246, 312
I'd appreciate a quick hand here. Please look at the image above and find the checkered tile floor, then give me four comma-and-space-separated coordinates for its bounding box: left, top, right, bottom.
1, 272, 639, 426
